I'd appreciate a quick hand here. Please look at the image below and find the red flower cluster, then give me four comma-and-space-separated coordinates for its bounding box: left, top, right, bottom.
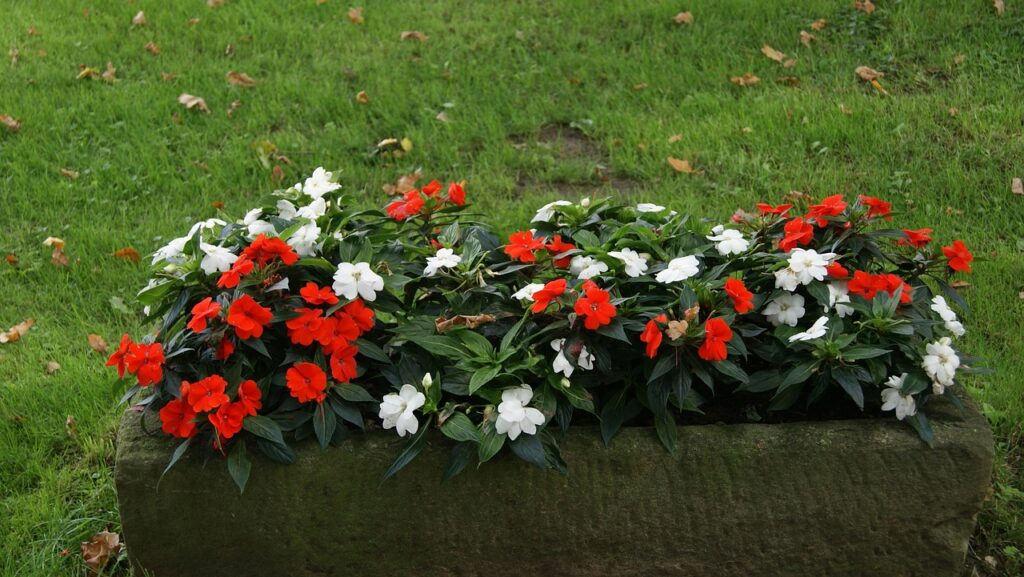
756, 203, 793, 217
640, 314, 668, 358
385, 180, 466, 221
574, 280, 617, 330
240, 234, 300, 267
724, 278, 754, 314
898, 228, 933, 248
227, 294, 273, 340
859, 195, 892, 220
531, 279, 567, 313
545, 235, 576, 268
217, 255, 254, 289
697, 318, 732, 361
159, 375, 263, 440
187, 297, 222, 333
504, 231, 546, 263
805, 195, 847, 227
106, 335, 165, 386
286, 362, 328, 403
942, 240, 973, 273
847, 271, 913, 304
779, 217, 814, 252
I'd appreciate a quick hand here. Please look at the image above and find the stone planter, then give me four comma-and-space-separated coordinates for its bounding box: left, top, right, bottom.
115, 398, 993, 577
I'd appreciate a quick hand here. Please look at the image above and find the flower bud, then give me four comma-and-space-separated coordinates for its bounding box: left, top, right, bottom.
580, 197, 591, 208
560, 377, 571, 388
421, 373, 433, 389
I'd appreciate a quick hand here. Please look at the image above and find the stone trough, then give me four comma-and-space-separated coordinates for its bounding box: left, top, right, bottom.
115, 399, 993, 577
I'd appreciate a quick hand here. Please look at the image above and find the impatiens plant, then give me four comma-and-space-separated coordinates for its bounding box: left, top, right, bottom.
109, 168, 986, 491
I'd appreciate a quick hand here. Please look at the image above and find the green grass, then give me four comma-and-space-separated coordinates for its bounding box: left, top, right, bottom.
1, 0, 1022, 575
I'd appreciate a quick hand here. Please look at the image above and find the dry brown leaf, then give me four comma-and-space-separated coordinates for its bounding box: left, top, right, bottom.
0, 114, 21, 133
435, 313, 498, 334
226, 70, 256, 87
144, 42, 160, 55
87, 334, 108, 354
177, 93, 209, 113
950, 280, 971, 289
667, 157, 695, 174
113, 247, 141, 263
779, 75, 800, 86
27, 25, 39, 36
741, 126, 753, 134
60, 168, 80, 179
632, 82, 648, 91
161, 71, 177, 81
783, 58, 796, 68
800, 30, 815, 47
227, 99, 242, 117
101, 61, 117, 82
948, 107, 958, 116
0, 319, 35, 344
81, 531, 122, 574
854, 0, 875, 15
668, 133, 682, 143
43, 237, 69, 267
435, 110, 449, 123
953, 54, 965, 65
187, 17, 201, 27
383, 173, 422, 195
994, 0, 1005, 15
211, 200, 225, 210
77, 65, 100, 80
839, 103, 853, 115
1012, 177, 1023, 196
5, 254, 18, 265
45, 361, 61, 374
9, 47, 19, 66
665, 320, 688, 341
224, 44, 234, 56
65, 415, 77, 438
208, 0, 225, 6
855, 66, 883, 81
1019, 291, 1024, 300
131, 11, 146, 27
355, 90, 369, 104
348, 7, 364, 24
400, 31, 428, 42
761, 45, 786, 63
271, 165, 285, 185
673, 11, 694, 24
730, 73, 760, 86
810, 18, 827, 30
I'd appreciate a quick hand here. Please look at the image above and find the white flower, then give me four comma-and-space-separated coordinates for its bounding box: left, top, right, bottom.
266, 277, 290, 292
424, 248, 462, 277
378, 384, 425, 437
191, 218, 226, 234
826, 282, 854, 318
243, 208, 263, 225
333, 262, 385, 302
550, 338, 595, 378
607, 248, 649, 278
288, 222, 321, 257
296, 197, 327, 221
789, 316, 829, 342
512, 283, 545, 302
655, 255, 700, 283
881, 373, 917, 421
243, 209, 274, 236
787, 248, 836, 285
276, 199, 297, 220
930, 296, 965, 338
152, 236, 190, 264
763, 293, 806, 327
579, 197, 591, 208
199, 243, 238, 275
922, 337, 959, 394
531, 200, 573, 223
636, 203, 666, 213
706, 225, 750, 256
774, 267, 802, 292
302, 167, 342, 199
495, 385, 546, 440
570, 255, 609, 279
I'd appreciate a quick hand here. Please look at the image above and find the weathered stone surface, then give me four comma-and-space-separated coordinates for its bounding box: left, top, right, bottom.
115, 399, 992, 577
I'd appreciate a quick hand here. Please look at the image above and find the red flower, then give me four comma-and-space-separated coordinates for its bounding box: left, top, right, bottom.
286, 307, 324, 346
227, 294, 273, 340
187, 297, 221, 333
942, 240, 973, 273
125, 342, 164, 386
286, 362, 328, 403
159, 398, 197, 439
239, 234, 300, 267
447, 182, 466, 206
385, 190, 426, 221
217, 255, 254, 289
640, 314, 667, 358
574, 283, 617, 330
237, 379, 262, 417
342, 299, 375, 334
779, 217, 814, 252
806, 195, 847, 227
421, 180, 443, 197
880, 274, 913, 305
756, 203, 793, 216
105, 334, 133, 378
300, 282, 339, 306
186, 375, 230, 412
826, 262, 849, 279
697, 318, 732, 362
504, 231, 546, 263
317, 313, 360, 355
859, 195, 892, 220
724, 278, 754, 314
897, 228, 933, 248
530, 278, 567, 313
545, 235, 577, 267
216, 335, 235, 360
848, 271, 912, 304
329, 343, 360, 382
208, 401, 246, 440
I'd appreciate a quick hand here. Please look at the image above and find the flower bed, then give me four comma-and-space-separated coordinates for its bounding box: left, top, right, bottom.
109, 167, 987, 490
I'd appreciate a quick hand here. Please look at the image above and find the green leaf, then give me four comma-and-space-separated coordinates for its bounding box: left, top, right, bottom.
906, 411, 935, 447
477, 427, 506, 463
842, 346, 890, 361
454, 329, 494, 357
595, 317, 630, 344
410, 335, 467, 359
256, 438, 295, 464
468, 365, 502, 394
354, 338, 391, 364
160, 437, 192, 479
509, 434, 547, 469
243, 415, 286, 445
381, 416, 432, 482
648, 355, 675, 384
440, 412, 481, 443
240, 336, 271, 359
712, 360, 749, 384
599, 387, 629, 446
335, 382, 376, 403
572, 230, 601, 249
735, 369, 781, 393
328, 395, 365, 430
781, 360, 819, 389
313, 402, 336, 449
499, 314, 528, 353
831, 366, 865, 410
653, 410, 677, 454
441, 442, 477, 482
227, 439, 251, 494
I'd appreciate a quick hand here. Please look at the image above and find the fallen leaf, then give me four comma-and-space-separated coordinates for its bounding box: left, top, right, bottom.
950, 280, 971, 289
187, 17, 201, 27
144, 42, 160, 55
783, 58, 796, 68
227, 99, 242, 117
667, 157, 695, 173
668, 133, 682, 143
994, 0, 1004, 15
673, 11, 694, 24
0, 319, 35, 344
87, 334, 108, 354
400, 137, 413, 152
5, 254, 18, 265
810, 18, 827, 30
77, 65, 100, 80
1019, 291, 1024, 300
383, 173, 422, 195
800, 30, 815, 47
400, 31, 428, 42
27, 26, 39, 36
854, 0, 875, 14
348, 7, 364, 24
435, 110, 449, 123
177, 93, 209, 113
953, 54, 965, 65
9, 47, 19, 66
855, 66, 883, 82
0, 114, 21, 133
208, 0, 224, 6
226, 71, 256, 87
224, 44, 234, 56
45, 361, 61, 374
65, 415, 77, 438
81, 531, 122, 575
761, 45, 786, 63
779, 75, 800, 86
435, 313, 498, 333
60, 168, 80, 179
741, 126, 753, 134
101, 61, 117, 82
839, 103, 853, 115
132, 11, 146, 27
632, 82, 648, 91
355, 90, 369, 104
43, 236, 69, 267
1012, 177, 1023, 196
113, 247, 141, 263
271, 165, 285, 185
730, 73, 760, 86
948, 107, 958, 116
211, 200, 225, 209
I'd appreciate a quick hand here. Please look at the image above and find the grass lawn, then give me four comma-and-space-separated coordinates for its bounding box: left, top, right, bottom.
1, 0, 1022, 574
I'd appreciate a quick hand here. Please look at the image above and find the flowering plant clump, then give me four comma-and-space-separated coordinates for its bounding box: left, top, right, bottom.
109, 168, 985, 490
